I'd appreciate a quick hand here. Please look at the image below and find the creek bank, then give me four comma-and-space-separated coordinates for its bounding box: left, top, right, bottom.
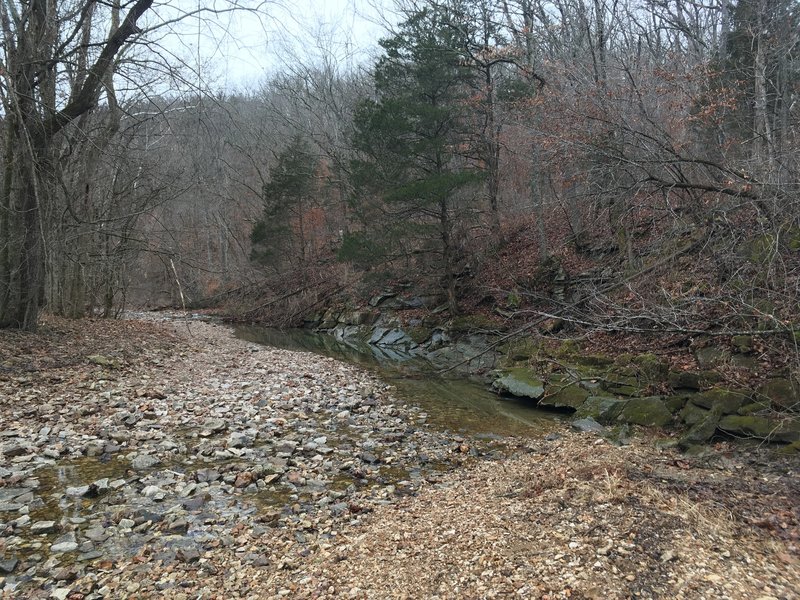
308, 300, 800, 450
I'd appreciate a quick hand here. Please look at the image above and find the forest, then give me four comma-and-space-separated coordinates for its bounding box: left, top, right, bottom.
1, 0, 798, 341
1, 2, 799, 597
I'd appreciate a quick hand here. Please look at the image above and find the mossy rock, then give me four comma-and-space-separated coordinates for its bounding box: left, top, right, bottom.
492, 369, 545, 400
572, 354, 615, 368
691, 388, 749, 414
756, 378, 799, 411
540, 379, 590, 410
664, 395, 691, 413
575, 396, 628, 424
601, 375, 643, 397
500, 337, 543, 362
738, 401, 769, 416
718, 415, 800, 443
617, 397, 672, 427
680, 402, 710, 426
731, 335, 754, 354
695, 346, 731, 369
668, 371, 702, 391
631, 354, 669, 382
777, 440, 800, 455
408, 326, 433, 345
678, 407, 722, 449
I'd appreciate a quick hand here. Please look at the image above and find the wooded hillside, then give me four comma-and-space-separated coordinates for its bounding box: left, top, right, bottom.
1, 0, 798, 345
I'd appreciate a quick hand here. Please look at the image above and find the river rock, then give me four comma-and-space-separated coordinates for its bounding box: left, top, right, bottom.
691, 388, 748, 414
131, 454, 159, 470
228, 432, 254, 449
0, 558, 18, 574
756, 378, 799, 411
50, 541, 78, 553
616, 397, 672, 427
571, 418, 606, 433
493, 369, 545, 400
718, 415, 800, 443
31, 520, 57, 534
200, 418, 227, 436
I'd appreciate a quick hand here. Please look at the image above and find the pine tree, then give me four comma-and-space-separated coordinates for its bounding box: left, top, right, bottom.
347, 3, 483, 314
251, 136, 317, 271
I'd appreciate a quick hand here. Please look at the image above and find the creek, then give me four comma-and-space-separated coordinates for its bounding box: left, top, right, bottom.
234, 325, 563, 438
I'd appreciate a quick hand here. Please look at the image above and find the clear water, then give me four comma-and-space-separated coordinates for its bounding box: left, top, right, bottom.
234, 325, 562, 437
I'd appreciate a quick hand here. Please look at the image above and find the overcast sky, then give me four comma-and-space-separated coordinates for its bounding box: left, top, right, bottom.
186, 0, 395, 90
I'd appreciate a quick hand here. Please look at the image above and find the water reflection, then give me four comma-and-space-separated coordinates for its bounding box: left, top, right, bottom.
234, 325, 561, 437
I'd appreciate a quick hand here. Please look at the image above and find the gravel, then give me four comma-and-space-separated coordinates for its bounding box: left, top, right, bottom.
0, 313, 797, 599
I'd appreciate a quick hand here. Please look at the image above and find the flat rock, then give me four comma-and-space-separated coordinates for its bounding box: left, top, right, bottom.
0, 558, 18, 574
572, 418, 606, 433
131, 454, 159, 470
50, 541, 79, 553
31, 520, 57, 534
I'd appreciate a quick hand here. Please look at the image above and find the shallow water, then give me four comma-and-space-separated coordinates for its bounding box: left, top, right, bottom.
234, 325, 562, 437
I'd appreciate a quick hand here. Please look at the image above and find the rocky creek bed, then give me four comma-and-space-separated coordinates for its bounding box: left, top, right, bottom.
0, 314, 798, 599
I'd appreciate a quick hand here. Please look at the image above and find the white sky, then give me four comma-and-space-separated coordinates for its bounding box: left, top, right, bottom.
185, 0, 395, 90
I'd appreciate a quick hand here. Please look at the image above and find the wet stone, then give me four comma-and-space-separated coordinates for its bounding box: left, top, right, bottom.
0, 558, 18, 574
50, 541, 78, 554
31, 520, 57, 534
131, 454, 159, 470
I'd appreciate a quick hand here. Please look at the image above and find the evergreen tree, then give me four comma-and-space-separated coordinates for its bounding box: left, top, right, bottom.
347, 3, 483, 314
251, 136, 317, 271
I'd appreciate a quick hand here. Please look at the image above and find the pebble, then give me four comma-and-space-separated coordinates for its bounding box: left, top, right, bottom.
0, 315, 490, 598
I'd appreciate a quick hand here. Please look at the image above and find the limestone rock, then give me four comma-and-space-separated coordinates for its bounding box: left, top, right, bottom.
668, 371, 702, 391
756, 378, 799, 411
492, 369, 545, 401
574, 396, 628, 424
616, 397, 672, 427
718, 415, 800, 443
691, 388, 749, 415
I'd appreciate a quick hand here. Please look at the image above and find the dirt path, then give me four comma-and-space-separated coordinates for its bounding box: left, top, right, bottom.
0, 315, 797, 599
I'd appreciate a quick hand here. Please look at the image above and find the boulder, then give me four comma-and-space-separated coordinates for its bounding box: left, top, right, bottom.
718, 415, 800, 443
691, 388, 749, 414
663, 395, 690, 413
680, 402, 710, 426
539, 382, 590, 410
574, 396, 628, 424
492, 369, 545, 401
617, 397, 672, 427
756, 378, 799, 411
539, 374, 589, 408
668, 371, 702, 391
571, 417, 606, 433
694, 346, 731, 368
678, 408, 722, 449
